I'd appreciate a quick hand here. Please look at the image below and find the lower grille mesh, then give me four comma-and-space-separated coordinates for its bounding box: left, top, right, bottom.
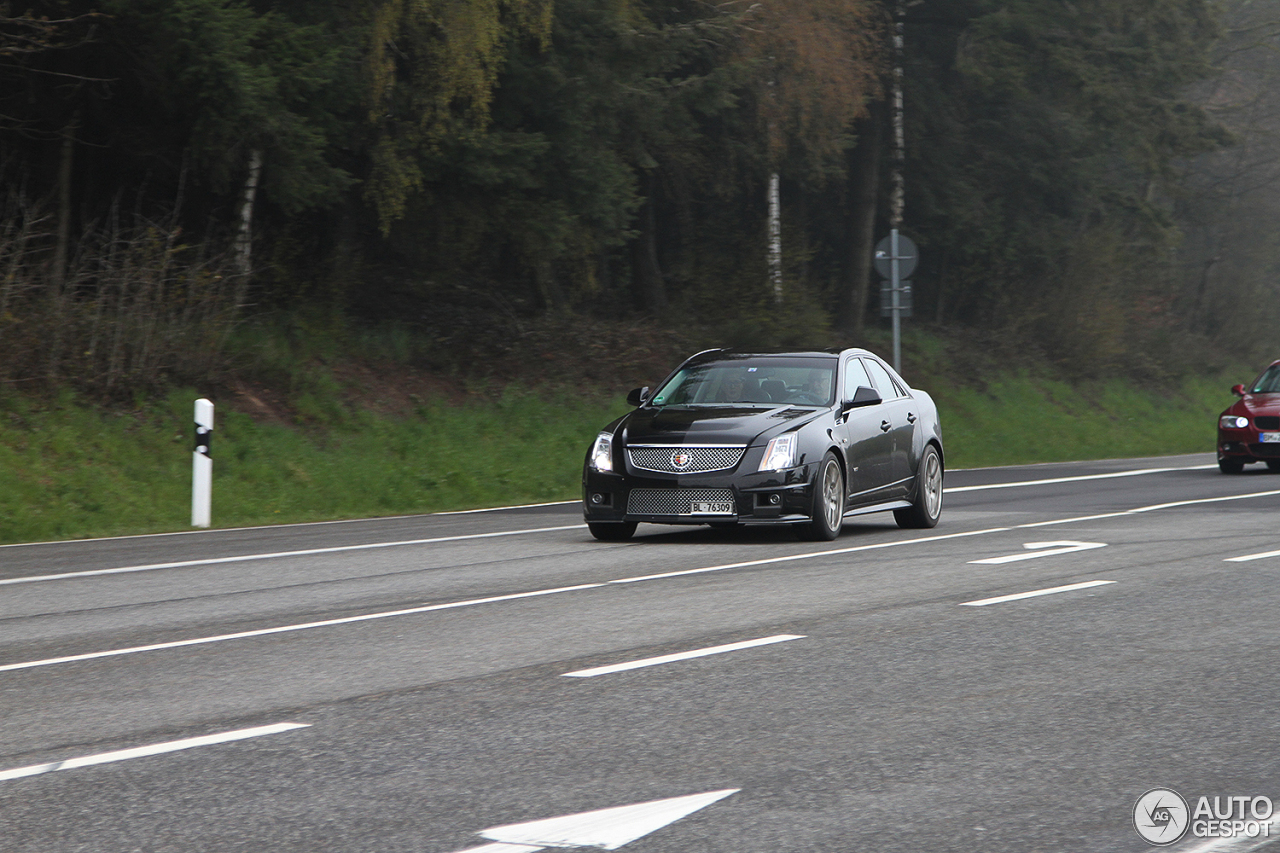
627, 488, 736, 516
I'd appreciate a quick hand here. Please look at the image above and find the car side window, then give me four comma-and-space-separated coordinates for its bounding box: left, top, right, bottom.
862, 358, 902, 400
844, 358, 873, 401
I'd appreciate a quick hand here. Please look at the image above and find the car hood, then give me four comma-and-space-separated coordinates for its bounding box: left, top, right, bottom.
1224, 393, 1280, 416
620, 405, 824, 447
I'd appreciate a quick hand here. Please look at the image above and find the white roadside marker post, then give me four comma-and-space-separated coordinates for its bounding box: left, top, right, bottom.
192, 398, 214, 528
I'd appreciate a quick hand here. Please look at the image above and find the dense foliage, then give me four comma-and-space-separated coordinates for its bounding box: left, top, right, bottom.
0, 0, 1270, 397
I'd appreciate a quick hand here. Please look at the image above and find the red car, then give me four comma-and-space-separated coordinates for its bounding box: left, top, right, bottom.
1217, 359, 1280, 473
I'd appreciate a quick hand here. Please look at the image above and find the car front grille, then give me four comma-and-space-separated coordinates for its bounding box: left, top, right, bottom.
1255, 416, 1280, 430
1248, 443, 1280, 458
628, 446, 745, 474
627, 488, 736, 516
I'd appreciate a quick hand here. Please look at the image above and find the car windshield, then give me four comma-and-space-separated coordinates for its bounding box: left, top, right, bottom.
649, 356, 837, 408
1252, 365, 1280, 394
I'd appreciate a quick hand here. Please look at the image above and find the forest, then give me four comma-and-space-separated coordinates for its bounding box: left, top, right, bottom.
1, 0, 1277, 398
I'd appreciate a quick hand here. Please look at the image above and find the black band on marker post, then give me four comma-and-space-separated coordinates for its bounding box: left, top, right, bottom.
195, 425, 212, 457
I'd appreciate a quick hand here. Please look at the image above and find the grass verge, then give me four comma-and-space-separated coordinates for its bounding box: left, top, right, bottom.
0, 363, 1244, 546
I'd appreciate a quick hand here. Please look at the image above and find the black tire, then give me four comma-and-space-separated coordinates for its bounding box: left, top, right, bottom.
1267, 460, 1280, 472
894, 444, 943, 529
796, 453, 843, 541
1219, 457, 1245, 474
588, 521, 637, 541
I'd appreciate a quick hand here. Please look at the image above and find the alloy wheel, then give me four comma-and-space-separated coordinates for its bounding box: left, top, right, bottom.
922, 449, 942, 519
822, 459, 843, 532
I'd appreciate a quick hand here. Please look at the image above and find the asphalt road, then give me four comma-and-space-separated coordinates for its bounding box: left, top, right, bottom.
2, 451, 1279, 852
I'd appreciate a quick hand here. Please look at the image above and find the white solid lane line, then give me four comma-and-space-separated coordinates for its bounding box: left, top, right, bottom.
960, 580, 1116, 607
947, 464, 1217, 493
1225, 548, 1280, 563
3, 488, 1276, 674
0, 524, 586, 587
0, 723, 309, 782
607, 527, 1011, 583
562, 635, 806, 678
0, 584, 605, 673
1018, 489, 1280, 529
0, 530, 1005, 674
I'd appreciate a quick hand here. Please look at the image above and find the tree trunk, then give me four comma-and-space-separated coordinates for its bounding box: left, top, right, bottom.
234, 148, 263, 278
48, 112, 78, 383
843, 100, 885, 336
51, 112, 78, 293
631, 171, 667, 312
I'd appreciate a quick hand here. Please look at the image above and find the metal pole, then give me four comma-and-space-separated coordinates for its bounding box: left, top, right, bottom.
890, 0, 905, 375
889, 1, 905, 230
192, 398, 213, 528
768, 171, 782, 303
891, 229, 902, 373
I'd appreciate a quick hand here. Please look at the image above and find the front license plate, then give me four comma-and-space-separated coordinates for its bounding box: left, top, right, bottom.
690, 501, 734, 515
1262, 433, 1280, 443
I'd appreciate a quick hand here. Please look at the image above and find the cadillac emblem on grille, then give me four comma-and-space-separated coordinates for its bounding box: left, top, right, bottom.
671, 451, 691, 470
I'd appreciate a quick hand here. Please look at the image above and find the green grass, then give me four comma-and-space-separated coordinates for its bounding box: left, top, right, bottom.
931, 372, 1231, 469
0, 388, 631, 544
0, 364, 1245, 545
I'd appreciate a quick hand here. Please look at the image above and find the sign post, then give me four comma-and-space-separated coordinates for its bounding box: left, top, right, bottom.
873, 230, 918, 373
192, 398, 213, 528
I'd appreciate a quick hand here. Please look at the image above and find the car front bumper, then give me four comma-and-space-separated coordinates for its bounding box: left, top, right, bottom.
582, 462, 820, 525
1218, 430, 1280, 462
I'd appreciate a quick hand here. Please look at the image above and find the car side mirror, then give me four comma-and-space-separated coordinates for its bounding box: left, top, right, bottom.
627, 386, 650, 407
1232, 384, 1246, 397
842, 385, 882, 411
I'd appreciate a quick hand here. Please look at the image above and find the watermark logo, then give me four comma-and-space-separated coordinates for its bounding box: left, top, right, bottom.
1134, 788, 1190, 846
1134, 789, 1275, 845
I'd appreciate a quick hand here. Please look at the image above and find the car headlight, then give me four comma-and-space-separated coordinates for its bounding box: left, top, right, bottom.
758, 434, 798, 471
589, 431, 615, 472
1220, 415, 1250, 430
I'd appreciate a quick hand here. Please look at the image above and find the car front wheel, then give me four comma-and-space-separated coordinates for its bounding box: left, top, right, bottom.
895, 444, 943, 529
797, 453, 843, 541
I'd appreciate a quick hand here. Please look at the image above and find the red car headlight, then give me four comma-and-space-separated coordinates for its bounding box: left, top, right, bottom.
1220, 415, 1250, 430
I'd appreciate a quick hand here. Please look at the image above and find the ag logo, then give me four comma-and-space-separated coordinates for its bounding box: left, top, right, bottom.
671, 451, 691, 470
1134, 788, 1190, 845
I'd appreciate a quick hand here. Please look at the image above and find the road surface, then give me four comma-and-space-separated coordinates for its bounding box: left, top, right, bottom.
1, 452, 1277, 852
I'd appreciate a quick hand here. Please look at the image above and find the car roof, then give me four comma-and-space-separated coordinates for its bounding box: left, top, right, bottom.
685, 347, 873, 364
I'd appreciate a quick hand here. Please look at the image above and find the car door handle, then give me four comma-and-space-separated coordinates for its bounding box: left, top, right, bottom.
907, 412, 917, 423
880, 420, 891, 432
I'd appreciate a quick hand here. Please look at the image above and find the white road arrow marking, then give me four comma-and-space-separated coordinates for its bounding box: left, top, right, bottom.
452, 788, 740, 852
968, 541, 1107, 564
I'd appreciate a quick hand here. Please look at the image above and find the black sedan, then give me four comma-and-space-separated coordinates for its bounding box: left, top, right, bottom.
582, 348, 944, 541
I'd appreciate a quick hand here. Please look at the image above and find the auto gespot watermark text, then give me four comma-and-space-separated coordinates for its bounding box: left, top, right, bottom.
1134, 788, 1275, 845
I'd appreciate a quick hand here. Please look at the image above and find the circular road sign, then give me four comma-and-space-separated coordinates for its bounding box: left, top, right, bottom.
874, 233, 919, 279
